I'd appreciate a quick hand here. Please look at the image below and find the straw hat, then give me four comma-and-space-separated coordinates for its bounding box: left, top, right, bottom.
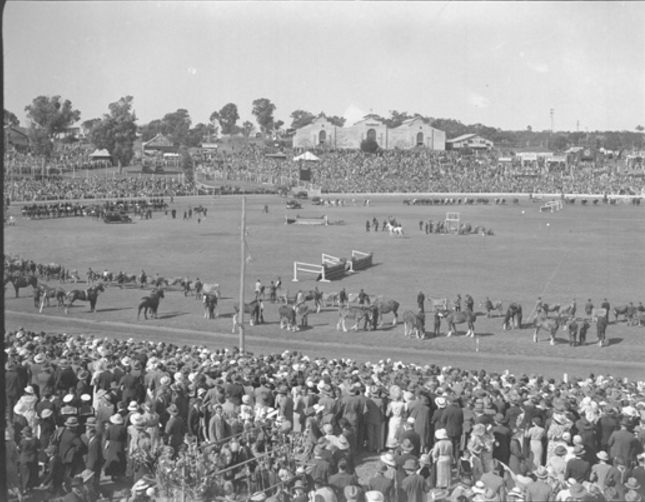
596, 451, 609, 461
65, 416, 80, 428
344, 485, 361, 502
625, 478, 642, 491
365, 491, 384, 502
400, 438, 414, 452
109, 414, 124, 425
127, 401, 139, 412
402, 459, 419, 471
34, 353, 46, 364
534, 466, 548, 480
434, 428, 448, 440
379, 452, 396, 467
337, 435, 350, 451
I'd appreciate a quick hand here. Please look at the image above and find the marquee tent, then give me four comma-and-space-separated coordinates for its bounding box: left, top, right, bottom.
89, 149, 112, 160
293, 151, 320, 162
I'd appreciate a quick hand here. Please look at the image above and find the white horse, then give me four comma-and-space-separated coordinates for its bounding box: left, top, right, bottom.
385, 222, 404, 237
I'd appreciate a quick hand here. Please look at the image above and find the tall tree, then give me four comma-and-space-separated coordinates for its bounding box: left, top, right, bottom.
4, 109, 19, 127
90, 96, 138, 171
24, 95, 81, 174
290, 109, 316, 129
82, 118, 102, 137
252, 98, 276, 136
327, 115, 346, 127
162, 109, 192, 146
383, 110, 412, 128
217, 103, 240, 135
179, 146, 194, 184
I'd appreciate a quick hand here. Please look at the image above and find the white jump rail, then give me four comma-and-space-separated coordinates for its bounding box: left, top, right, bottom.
322, 253, 342, 266
540, 200, 563, 212
293, 261, 328, 282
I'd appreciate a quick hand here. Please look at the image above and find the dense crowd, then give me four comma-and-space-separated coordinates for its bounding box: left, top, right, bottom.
202, 148, 645, 196
4, 178, 195, 203
5, 327, 645, 502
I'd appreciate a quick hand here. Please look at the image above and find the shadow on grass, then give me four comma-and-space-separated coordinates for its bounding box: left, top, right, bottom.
98, 307, 132, 313
606, 337, 623, 346
156, 312, 188, 320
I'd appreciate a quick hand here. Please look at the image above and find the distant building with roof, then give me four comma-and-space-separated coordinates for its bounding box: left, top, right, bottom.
293, 114, 445, 150
142, 134, 176, 155
4, 125, 30, 151
446, 133, 493, 151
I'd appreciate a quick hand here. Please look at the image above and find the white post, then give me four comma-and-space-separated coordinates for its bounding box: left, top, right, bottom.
239, 197, 247, 352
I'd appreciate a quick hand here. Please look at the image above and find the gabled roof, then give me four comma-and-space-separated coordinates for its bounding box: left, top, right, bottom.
143, 133, 174, 149
447, 133, 478, 143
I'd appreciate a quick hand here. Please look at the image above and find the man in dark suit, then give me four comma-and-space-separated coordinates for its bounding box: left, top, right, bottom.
441, 395, 464, 458
39, 445, 65, 497
608, 417, 640, 467
59, 417, 87, 480
492, 414, 512, 465
398, 420, 421, 457
82, 418, 103, 492
564, 445, 591, 483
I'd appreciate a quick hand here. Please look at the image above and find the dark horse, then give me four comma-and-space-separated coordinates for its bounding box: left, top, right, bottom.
232, 299, 261, 332
5, 274, 39, 298
138, 288, 165, 320
503, 303, 523, 330
65, 283, 105, 314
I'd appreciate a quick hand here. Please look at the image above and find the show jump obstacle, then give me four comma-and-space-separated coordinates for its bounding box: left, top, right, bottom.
285, 215, 329, 225
293, 250, 374, 282
540, 200, 563, 212
445, 212, 460, 234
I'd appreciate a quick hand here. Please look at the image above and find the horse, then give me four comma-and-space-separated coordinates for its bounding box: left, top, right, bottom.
533, 314, 560, 345
149, 276, 169, 288
279, 305, 298, 331
203, 293, 218, 319
385, 222, 404, 237
65, 283, 105, 314
402, 310, 425, 339
613, 304, 636, 323
4, 274, 38, 298
374, 297, 400, 327
138, 288, 165, 320
232, 300, 261, 332
337, 306, 372, 332
200, 283, 221, 301
440, 310, 477, 337
481, 298, 503, 318
538, 303, 560, 317
503, 303, 523, 330
302, 288, 324, 313
458, 223, 472, 235
41, 263, 63, 281
37, 283, 67, 313
116, 272, 137, 288
560, 301, 577, 318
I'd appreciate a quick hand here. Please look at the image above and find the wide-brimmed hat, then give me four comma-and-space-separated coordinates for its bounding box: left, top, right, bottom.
167, 404, 179, 415
292, 480, 307, 491
365, 491, 384, 502
402, 459, 419, 471
554, 444, 567, 456
85, 417, 98, 428
435, 428, 448, 440
625, 478, 642, 491
337, 435, 350, 451
41, 408, 53, 419
130, 413, 145, 426
127, 401, 139, 412
24, 385, 35, 395
534, 466, 548, 479
435, 397, 447, 408
71, 477, 84, 488
379, 452, 396, 467
65, 416, 80, 428
472, 481, 486, 494
573, 444, 585, 456
596, 451, 609, 461
63, 394, 74, 403
21, 426, 33, 437
34, 353, 46, 364
250, 493, 267, 502
109, 414, 124, 425
160, 376, 171, 386
419, 454, 431, 466
344, 485, 361, 501
625, 491, 643, 502
400, 438, 414, 452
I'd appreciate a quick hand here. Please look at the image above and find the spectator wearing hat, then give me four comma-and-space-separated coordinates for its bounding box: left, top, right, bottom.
64, 475, 88, 502
335, 434, 356, 474
396, 439, 419, 484
36, 363, 57, 406
119, 363, 144, 405
440, 395, 464, 458
631, 454, 645, 496
525, 416, 546, 469
401, 458, 427, 502
597, 407, 620, 452
525, 466, 552, 501
339, 416, 359, 456
431, 429, 453, 489
187, 397, 206, 443
59, 416, 87, 481
368, 462, 394, 502
365, 385, 385, 453
29, 353, 47, 395
313, 478, 338, 502
276, 383, 295, 423
104, 413, 127, 480
407, 391, 432, 454
328, 459, 359, 502
386, 387, 406, 450
565, 445, 591, 483
37, 408, 57, 460
14, 385, 39, 431
82, 417, 103, 491
547, 443, 568, 482
340, 384, 364, 450
625, 478, 644, 500
208, 403, 230, 444
608, 416, 640, 467
56, 358, 78, 395
91, 359, 114, 392
343, 485, 362, 502
311, 445, 332, 484
18, 425, 41, 495
492, 413, 512, 466
76, 368, 92, 397
399, 418, 421, 457
39, 444, 65, 496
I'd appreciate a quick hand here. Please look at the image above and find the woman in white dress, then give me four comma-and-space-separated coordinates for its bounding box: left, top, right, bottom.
386, 385, 405, 449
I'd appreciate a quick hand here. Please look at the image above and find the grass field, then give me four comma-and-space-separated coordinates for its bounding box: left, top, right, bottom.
5, 194, 645, 380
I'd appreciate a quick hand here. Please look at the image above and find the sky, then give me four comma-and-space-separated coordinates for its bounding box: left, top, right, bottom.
3, 1, 645, 133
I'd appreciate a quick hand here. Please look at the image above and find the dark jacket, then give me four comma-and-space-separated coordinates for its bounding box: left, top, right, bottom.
441, 404, 464, 438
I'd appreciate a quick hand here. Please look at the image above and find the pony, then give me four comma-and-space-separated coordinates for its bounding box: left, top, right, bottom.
503, 303, 523, 330
37, 283, 67, 313
373, 298, 400, 327
533, 314, 560, 345
481, 298, 503, 318
203, 293, 218, 319
402, 310, 425, 339
440, 310, 476, 337
337, 306, 372, 332
232, 300, 261, 333
65, 283, 105, 314
279, 305, 298, 331
612, 304, 636, 323
200, 283, 221, 301
4, 274, 38, 298
138, 288, 165, 320
385, 222, 404, 237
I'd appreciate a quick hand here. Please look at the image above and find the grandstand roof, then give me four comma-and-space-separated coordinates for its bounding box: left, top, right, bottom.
143, 133, 176, 152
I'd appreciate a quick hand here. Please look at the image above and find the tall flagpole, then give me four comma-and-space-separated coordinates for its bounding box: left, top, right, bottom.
239, 197, 247, 352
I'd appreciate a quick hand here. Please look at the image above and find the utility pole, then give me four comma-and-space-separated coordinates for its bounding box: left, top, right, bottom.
239, 197, 247, 353
550, 109, 554, 133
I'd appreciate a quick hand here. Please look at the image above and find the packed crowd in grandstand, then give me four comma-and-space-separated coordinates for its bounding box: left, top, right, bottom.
5, 327, 645, 502
5, 147, 645, 202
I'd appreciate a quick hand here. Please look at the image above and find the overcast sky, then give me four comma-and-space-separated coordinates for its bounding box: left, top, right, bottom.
4, 1, 644, 132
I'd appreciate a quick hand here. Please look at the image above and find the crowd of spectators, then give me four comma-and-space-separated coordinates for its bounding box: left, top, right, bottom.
5, 327, 645, 502
4, 178, 195, 203
200, 148, 645, 196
